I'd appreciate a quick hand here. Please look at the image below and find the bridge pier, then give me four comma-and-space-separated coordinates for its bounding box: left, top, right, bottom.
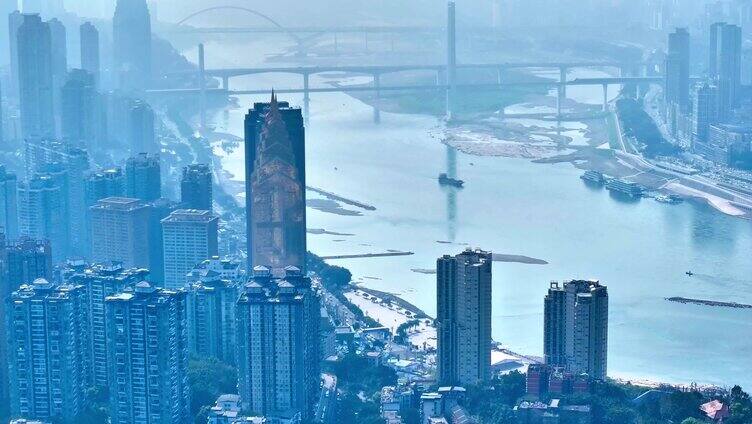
496, 68, 503, 85
221, 76, 229, 90
446, 1, 457, 120
559, 66, 567, 97
373, 73, 381, 124
334, 33, 339, 55
557, 84, 564, 118
602, 84, 609, 111
198, 43, 206, 132
303, 73, 310, 124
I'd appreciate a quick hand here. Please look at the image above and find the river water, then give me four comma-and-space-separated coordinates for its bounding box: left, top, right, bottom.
185, 37, 752, 388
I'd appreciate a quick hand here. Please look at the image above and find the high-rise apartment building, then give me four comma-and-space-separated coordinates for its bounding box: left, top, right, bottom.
544, 280, 609, 380
105, 282, 190, 424
244, 95, 306, 272
436, 249, 492, 386
161, 209, 218, 289
236, 266, 320, 421
113, 0, 152, 91
17, 14, 54, 138
65, 262, 148, 388
180, 163, 213, 211
186, 269, 238, 365
79, 22, 100, 84
0, 165, 19, 238
125, 152, 160, 201
89, 197, 151, 268
6, 279, 89, 423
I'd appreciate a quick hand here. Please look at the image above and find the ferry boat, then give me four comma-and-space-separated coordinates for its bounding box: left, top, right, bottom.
655, 194, 683, 204
605, 178, 643, 198
438, 173, 464, 188
580, 170, 606, 185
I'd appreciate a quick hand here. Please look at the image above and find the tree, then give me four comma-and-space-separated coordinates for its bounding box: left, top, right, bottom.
605, 406, 637, 424
680, 418, 705, 424
659, 391, 704, 422
187, 357, 238, 417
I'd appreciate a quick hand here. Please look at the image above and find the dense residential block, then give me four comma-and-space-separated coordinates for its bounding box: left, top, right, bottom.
6, 279, 90, 423
105, 282, 190, 424
236, 266, 320, 421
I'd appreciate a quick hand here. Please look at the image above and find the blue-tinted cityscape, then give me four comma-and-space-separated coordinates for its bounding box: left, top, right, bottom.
0, 1, 751, 424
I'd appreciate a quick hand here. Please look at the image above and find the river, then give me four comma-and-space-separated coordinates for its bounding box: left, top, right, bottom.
183, 36, 752, 388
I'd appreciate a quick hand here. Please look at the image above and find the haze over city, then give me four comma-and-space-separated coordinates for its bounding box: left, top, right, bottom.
0, 0, 750, 424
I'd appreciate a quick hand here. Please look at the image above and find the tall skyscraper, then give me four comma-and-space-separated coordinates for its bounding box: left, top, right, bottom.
8, 11, 24, 98
17, 14, 54, 138
709, 22, 741, 120
65, 262, 148, 388
125, 152, 160, 201
180, 163, 213, 211
0, 0, 18, 67
61, 69, 98, 149
17, 173, 68, 262
64, 148, 90, 258
0, 165, 19, 238
186, 268, 238, 365
664, 28, 690, 113
48, 17, 66, 127
6, 279, 89, 423
244, 95, 306, 272
127, 100, 156, 153
79, 22, 100, 84
112, 0, 152, 91
105, 282, 190, 424
544, 280, 609, 380
161, 209, 218, 289
236, 266, 320, 421
436, 249, 492, 386
89, 197, 151, 268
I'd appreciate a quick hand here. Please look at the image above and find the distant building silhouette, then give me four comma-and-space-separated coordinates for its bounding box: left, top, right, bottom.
180, 164, 213, 211
113, 0, 152, 91
18, 173, 69, 262
709, 22, 741, 120
125, 152, 160, 201
17, 14, 54, 138
105, 282, 190, 424
245, 95, 306, 272
236, 266, 320, 421
79, 22, 100, 84
85, 167, 125, 206
181, 163, 213, 211
8, 11, 24, 98
61, 69, 99, 150
0, 165, 19, 238
7, 279, 89, 423
161, 209, 218, 289
48, 17, 67, 127
436, 249, 492, 386
127, 100, 156, 153
544, 280, 609, 380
